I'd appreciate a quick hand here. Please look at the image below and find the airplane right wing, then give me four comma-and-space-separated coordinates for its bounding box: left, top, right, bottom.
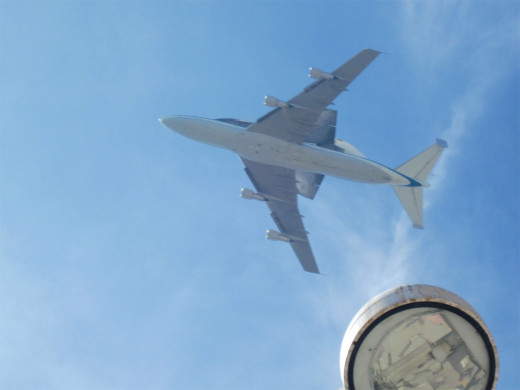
241, 157, 320, 274
246, 49, 381, 144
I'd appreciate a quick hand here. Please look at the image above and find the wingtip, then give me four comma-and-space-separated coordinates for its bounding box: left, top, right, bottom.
365, 48, 389, 55
365, 48, 379, 55
303, 266, 322, 275
436, 138, 448, 148
306, 266, 327, 275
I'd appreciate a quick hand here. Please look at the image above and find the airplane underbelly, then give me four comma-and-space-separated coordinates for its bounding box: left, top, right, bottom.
275, 144, 392, 184
304, 154, 393, 183
235, 134, 409, 186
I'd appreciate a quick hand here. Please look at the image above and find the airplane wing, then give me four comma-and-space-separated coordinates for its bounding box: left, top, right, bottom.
241, 157, 320, 274
246, 48, 381, 144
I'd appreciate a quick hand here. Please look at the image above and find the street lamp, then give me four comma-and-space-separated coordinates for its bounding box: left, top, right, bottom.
340, 285, 499, 389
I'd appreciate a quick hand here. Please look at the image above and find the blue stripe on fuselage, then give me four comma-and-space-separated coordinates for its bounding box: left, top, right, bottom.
390, 168, 424, 187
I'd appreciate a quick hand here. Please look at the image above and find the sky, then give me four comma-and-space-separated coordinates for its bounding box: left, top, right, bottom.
0, 1, 518, 389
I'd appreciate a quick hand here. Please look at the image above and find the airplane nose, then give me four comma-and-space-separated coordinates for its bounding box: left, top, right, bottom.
159, 116, 187, 132
158, 116, 206, 141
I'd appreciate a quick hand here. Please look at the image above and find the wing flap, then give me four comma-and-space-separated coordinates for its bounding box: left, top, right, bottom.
305, 109, 337, 145
296, 171, 325, 200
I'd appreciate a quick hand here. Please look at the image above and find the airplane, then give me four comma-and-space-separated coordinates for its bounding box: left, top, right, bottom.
159, 49, 447, 274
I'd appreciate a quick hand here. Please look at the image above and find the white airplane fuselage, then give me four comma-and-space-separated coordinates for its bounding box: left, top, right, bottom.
161, 116, 417, 186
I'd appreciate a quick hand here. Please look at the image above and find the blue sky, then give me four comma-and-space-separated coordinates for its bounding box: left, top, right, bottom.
1, 1, 518, 389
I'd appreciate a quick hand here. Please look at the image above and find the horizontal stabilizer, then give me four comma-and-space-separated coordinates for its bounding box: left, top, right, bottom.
396, 139, 447, 183
393, 186, 424, 229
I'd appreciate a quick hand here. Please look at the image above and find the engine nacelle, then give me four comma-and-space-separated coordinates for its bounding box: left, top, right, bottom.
309, 67, 335, 80
264, 95, 290, 108
240, 188, 266, 201
266, 229, 291, 242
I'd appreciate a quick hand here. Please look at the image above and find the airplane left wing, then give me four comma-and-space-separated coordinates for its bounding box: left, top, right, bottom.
246, 49, 380, 144
241, 157, 320, 274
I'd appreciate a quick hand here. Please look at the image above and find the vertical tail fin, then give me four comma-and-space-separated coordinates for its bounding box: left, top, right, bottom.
393, 139, 448, 229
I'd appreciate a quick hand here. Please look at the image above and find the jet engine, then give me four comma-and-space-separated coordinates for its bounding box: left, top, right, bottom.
240, 188, 266, 201
308, 67, 335, 80
265, 229, 291, 242
264, 95, 290, 108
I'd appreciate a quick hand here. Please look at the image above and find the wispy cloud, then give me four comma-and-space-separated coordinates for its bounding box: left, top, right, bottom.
303, 187, 417, 324
403, 1, 519, 202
